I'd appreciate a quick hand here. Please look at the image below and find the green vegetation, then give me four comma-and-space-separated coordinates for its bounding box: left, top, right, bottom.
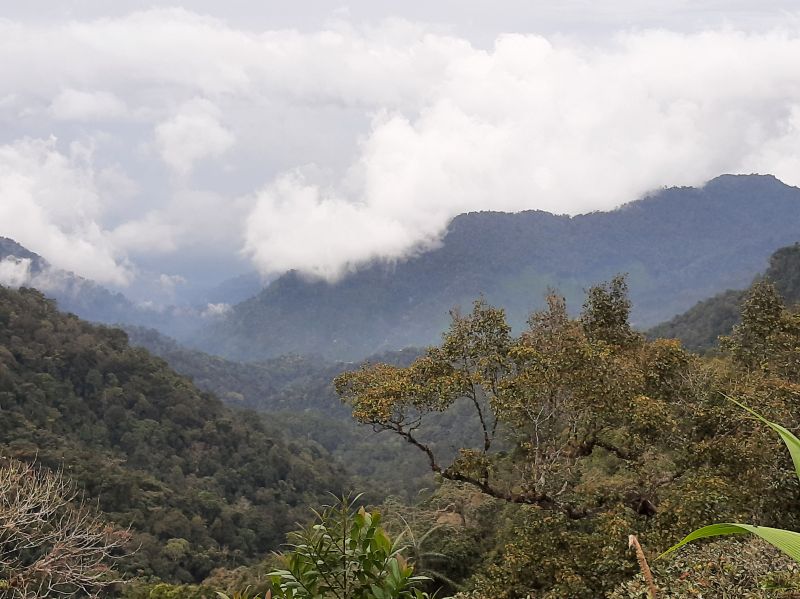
0, 287, 346, 584
267, 496, 436, 599
661, 370, 800, 561
6, 240, 800, 597
124, 327, 434, 500
335, 275, 800, 597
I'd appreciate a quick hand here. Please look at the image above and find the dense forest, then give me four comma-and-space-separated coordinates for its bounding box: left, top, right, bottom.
123, 326, 445, 500
0, 287, 347, 586
5, 260, 800, 596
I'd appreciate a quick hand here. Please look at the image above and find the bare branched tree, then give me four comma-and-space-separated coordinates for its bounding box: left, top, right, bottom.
0, 458, 129, 598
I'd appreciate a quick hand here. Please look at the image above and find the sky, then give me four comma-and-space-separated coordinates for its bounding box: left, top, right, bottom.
1, 1, 800, 302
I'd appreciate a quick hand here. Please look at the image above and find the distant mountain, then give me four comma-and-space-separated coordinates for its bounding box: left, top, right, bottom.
0, 237, 211, 338
0, 237, 41, 265
649, 243, 800, 351
0, 287, 345, 583
194, 174, 800, 361
196, 271, 269, 306
0, 237, 138, 321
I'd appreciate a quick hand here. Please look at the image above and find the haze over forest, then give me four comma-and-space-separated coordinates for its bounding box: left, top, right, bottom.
3, 2, 800, 598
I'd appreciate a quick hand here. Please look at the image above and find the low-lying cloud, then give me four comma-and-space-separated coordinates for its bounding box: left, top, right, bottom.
0, 257, 32, 287
1, 9, 800, 287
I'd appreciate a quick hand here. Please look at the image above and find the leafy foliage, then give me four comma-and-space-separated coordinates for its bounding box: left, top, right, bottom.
268, 496, 436, 599
664, 523, 800, 563
336, 276, 800, 596
660, 397, 800, 565
611, 537, 800, 598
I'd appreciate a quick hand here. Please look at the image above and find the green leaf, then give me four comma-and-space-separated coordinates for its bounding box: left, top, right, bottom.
660, 523, 800, 563
725, 394, 800, 483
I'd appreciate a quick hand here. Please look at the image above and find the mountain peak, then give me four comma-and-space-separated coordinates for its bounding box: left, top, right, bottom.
703, 172, 790, 191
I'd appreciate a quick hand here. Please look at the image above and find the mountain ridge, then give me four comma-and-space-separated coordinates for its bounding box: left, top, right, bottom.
0, 238, 219, 338
193, 174, 800, 361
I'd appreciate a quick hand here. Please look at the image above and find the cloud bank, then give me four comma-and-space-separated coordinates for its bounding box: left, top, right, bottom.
0, 257, 32, 287
1, 10, 800, 285
0, 137, 133, 285
242, 27, 800, 279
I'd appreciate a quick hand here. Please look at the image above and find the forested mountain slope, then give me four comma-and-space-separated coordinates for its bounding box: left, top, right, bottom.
0, 238, 213, 339
125, 325, 349, 414
125, 326, 434, 498
196, 174, 800, 360
126, 326, 421, 415
0, 287, 346, 584
649, 243, 800, 350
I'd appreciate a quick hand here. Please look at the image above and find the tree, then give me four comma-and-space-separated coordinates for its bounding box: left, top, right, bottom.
334, 277, 800, 596
661, 397, 800, 566
0, 458, 129, 597
720, 280, 786, 369
335, 280, 686, 518
580, 274, 639, 347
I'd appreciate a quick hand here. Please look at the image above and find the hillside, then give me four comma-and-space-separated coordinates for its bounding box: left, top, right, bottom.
124, 325, 349, 414
125, 326, 434, 498
125, 326, 421, 414
649, 243, 800, 351
194, 174, 800, 361
0, 287, 346, 583
0, 238, 213, 339
0, 238, 138, 322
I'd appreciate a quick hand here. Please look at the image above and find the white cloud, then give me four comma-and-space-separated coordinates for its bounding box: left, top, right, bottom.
243, 28, 800, 279
49, 88, 127, 121
243, 172, 429, 280
2, 10, 800, 287
156, 272, 187, 301
0, 137, 133, 285
159, 273, 186, 288
154, 97, 235, 176
110, 213, 179, 254
0, 257, 32, 287
202, 302, 231, 317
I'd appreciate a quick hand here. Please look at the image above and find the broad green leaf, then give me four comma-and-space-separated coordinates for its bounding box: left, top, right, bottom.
726, 394, 800, 483
660, 523, 800, 563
